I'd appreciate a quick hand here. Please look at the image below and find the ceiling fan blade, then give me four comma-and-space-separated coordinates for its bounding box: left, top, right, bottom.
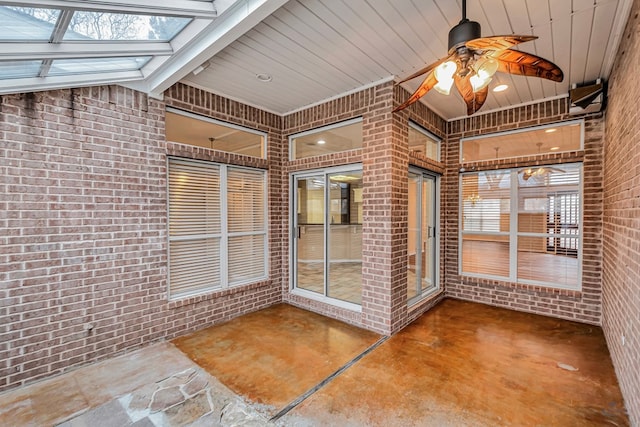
397, 54, 453, 84
491, 49, 564, 82
393, 72, 438, 112
465, 35, 537, 52
454, 73, 488, 115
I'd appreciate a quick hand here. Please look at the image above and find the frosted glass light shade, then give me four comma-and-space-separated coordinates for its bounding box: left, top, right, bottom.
434, 61, 457, 95
470, 58, 498, 92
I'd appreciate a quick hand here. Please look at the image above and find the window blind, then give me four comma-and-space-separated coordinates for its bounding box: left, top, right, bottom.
227, 167, 267, 285
167, 158, 267, 298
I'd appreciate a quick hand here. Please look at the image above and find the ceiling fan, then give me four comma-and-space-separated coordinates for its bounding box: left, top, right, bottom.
520, 166, 565, 181
394, 0, 564, 115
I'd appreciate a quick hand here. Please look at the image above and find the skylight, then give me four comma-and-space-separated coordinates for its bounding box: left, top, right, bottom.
0, 0, 287, 97
0, 0, 217, 94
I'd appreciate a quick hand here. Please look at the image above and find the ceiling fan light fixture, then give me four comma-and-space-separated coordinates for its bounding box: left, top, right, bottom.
434, 61, 457, 95
470, 57, 498, 92
393, 0, 563, 115
469, 72, 491, 92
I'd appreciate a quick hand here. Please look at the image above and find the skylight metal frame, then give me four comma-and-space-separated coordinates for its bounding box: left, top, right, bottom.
0, 0, 288, 97
2, 0, 217, 18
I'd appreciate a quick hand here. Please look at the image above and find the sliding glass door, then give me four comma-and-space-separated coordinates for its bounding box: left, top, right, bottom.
292, 167, 362, 308
408, 169, 439, 303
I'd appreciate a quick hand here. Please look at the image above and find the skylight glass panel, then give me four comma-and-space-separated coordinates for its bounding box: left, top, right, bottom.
63, 12, 191, 41
49, 57, 151, 76
0, 61, 42, 79
0, 6, 59, 40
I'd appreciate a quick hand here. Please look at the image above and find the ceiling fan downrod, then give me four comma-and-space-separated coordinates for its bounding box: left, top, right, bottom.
448, 0, 481, 52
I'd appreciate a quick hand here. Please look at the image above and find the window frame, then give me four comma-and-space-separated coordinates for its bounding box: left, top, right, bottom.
458, 163, 583, 291
408, 121, 441, 162
167, 156, 268, 300
288, 117, 362, 161
460, 119, 584, 163
166, 107, 268, 159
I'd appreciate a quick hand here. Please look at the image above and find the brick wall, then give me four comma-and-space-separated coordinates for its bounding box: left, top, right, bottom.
282, 82, 447, 334
392, 85, 448, 330
444, 98, 606, 325
602, 0, 640, 424
0, 85, 283, 392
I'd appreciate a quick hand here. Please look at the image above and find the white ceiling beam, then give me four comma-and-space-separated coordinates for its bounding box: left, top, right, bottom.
0, 0, 217, 18
132, 0, 289, 97
0, 42, 173, 60
0, 70, 144, 95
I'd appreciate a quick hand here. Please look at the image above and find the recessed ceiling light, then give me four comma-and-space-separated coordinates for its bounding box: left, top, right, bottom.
545, 128, 557, 133
317, 139, 326, 145
256, 73, 272, 82
550, 146, 560, 151
493, 84, 508, 92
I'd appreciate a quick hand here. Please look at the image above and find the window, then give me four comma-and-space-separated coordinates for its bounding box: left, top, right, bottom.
409, 121, 440, 161
460, 164, 582, 290
168, 158, 267, 298
460, 120, 583, 162
289, 118, 362, 160
166, 108, 267, 159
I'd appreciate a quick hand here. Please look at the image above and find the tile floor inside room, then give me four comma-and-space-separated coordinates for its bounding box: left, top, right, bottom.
0, 299, 629, 426
294, 262, 426, 304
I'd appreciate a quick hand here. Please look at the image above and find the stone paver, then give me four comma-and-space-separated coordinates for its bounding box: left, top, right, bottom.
56, 366, 271, 427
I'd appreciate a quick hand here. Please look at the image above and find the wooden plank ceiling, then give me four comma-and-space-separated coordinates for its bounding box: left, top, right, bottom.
182, 0, 633, 120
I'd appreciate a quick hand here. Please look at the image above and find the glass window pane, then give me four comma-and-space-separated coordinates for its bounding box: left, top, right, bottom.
169, 238, 221, 296
49, 57, 151, 76
227, 168, 266, 233
518, 164, 581, 234
228, 235, 266, 284
460, 163, 582, 289
166, 111, 266, 159
409, 122, 440, 161
290, 119, 362, 160
327, 171, 362, 305
295, 175, 325, 296
461, 171, 510, 233
461, 121, 582, 162
0, 61, 42, 79
407, 172, 420, 301
63, 12, 191, 41
0, 7, 59, 40
518, 236, 579, 288
168, 160, 221, 236
461, 237, 510, 278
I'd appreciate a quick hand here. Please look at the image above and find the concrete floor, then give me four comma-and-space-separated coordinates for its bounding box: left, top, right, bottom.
172, 304, 381, 416
0, 299, 629, 426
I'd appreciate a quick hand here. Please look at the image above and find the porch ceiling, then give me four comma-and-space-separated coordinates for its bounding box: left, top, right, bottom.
0, 0, 633, 120
181, 0, 634, 120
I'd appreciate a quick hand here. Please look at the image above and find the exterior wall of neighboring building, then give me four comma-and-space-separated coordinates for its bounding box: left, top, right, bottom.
602, 1, 640, 424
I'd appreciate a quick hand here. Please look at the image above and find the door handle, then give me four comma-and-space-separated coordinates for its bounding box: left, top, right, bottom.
427, 226, 435, 238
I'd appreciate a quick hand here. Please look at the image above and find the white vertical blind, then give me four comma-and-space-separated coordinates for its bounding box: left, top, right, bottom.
168, 158, 267, 298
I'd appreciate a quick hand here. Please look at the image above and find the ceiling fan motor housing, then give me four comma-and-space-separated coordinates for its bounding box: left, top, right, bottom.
448, 19, 481, 52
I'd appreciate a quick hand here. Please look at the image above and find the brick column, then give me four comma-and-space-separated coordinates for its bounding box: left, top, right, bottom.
361, 81, 408, 334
